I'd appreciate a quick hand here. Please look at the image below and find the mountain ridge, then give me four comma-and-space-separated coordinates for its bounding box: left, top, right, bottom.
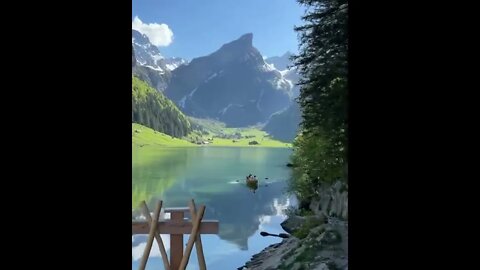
165, 33, 292, 127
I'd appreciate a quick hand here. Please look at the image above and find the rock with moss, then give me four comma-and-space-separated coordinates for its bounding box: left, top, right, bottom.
310, 181, 348, 220
280, 215, 306, 234
240, 221, 347, 270
241, 179, 348, 270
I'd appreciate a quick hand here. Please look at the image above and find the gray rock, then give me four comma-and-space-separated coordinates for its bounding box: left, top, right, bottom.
291, 262, 303, 270
321, 229, 342, 245
241, 180, 348, 270
310, 180, 348, 220
313, 263, 331, 270
280, 215, 306, 234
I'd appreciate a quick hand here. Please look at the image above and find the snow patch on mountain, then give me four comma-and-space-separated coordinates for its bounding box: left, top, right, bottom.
178, 96, 187, 109
205, 73, 218, 83
144, 65, 165, 73
166, 64, 177, 71
219, 104, 242, 115
256, 89, 265, 112
279, 69, 290, 76
152, 54, 164, 61
177, 87, 199, 110
261, 62, 276, 72
268, 76, 290, 91
188, 87, 198, 98
164, 57, 188, 71
285, 79, 293, 90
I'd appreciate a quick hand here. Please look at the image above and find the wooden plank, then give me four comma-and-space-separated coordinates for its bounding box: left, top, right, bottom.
170, 211, 184, 270
141, 202, 170, 270
179, 205, 206, 270
132, 220, 219, 235
189, 200, 206, 270
164, 207, 190, 213
138, 200, 162, 270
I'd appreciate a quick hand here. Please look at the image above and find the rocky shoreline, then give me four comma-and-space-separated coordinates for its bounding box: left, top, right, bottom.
238, 181, 348, 270
238, 218, 347, 270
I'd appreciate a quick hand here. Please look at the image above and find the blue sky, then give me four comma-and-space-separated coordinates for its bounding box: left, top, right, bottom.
132, 0, 305, 60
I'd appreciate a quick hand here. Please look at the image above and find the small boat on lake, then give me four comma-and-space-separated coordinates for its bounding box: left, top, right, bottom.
245, 174, 258, 184
246, 178, 258, 185
246, 175, 259, 193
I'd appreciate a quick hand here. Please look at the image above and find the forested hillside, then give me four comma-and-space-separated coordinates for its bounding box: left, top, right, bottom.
132, 76, 191, 138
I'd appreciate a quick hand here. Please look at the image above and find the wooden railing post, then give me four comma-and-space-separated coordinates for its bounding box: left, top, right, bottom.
189, 200, 206, 270
170, 211, 184, 270
179, 205, 206, 270
138, 201, 163, 270
140, 202, 170, 270
133, 203, 219, 270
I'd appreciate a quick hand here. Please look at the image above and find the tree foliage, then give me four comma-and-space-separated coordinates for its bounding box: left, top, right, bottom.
290, 0, 348, 201
132, 76, 191, 138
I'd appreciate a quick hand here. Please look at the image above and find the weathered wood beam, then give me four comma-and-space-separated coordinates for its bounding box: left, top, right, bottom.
132, 220, 219, 235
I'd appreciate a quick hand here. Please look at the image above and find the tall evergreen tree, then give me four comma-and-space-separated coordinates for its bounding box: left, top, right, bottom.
290, 0, 348, 201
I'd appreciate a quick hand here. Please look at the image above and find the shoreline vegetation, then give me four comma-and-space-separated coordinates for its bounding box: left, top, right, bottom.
132, 123, 292, 148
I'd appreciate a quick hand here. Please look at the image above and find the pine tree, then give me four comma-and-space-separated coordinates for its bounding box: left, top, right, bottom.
290, 0, 348, 200
132, 76, 191, 138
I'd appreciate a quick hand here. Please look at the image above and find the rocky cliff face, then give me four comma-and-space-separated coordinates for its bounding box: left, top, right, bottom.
310, 181, 348, 220
165, 33, 292, 127
265, 52, 293, 71
262, 101, 302, 142
132, 45, 136, 67
132, 29, 171, 91
132, 29, 168, 72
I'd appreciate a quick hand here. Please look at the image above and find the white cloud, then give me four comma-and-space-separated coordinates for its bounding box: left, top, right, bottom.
132, 16, 173, 47
132, 234, 170, 261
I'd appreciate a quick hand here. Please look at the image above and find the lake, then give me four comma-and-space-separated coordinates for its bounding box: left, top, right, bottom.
132, 146, 296, 270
